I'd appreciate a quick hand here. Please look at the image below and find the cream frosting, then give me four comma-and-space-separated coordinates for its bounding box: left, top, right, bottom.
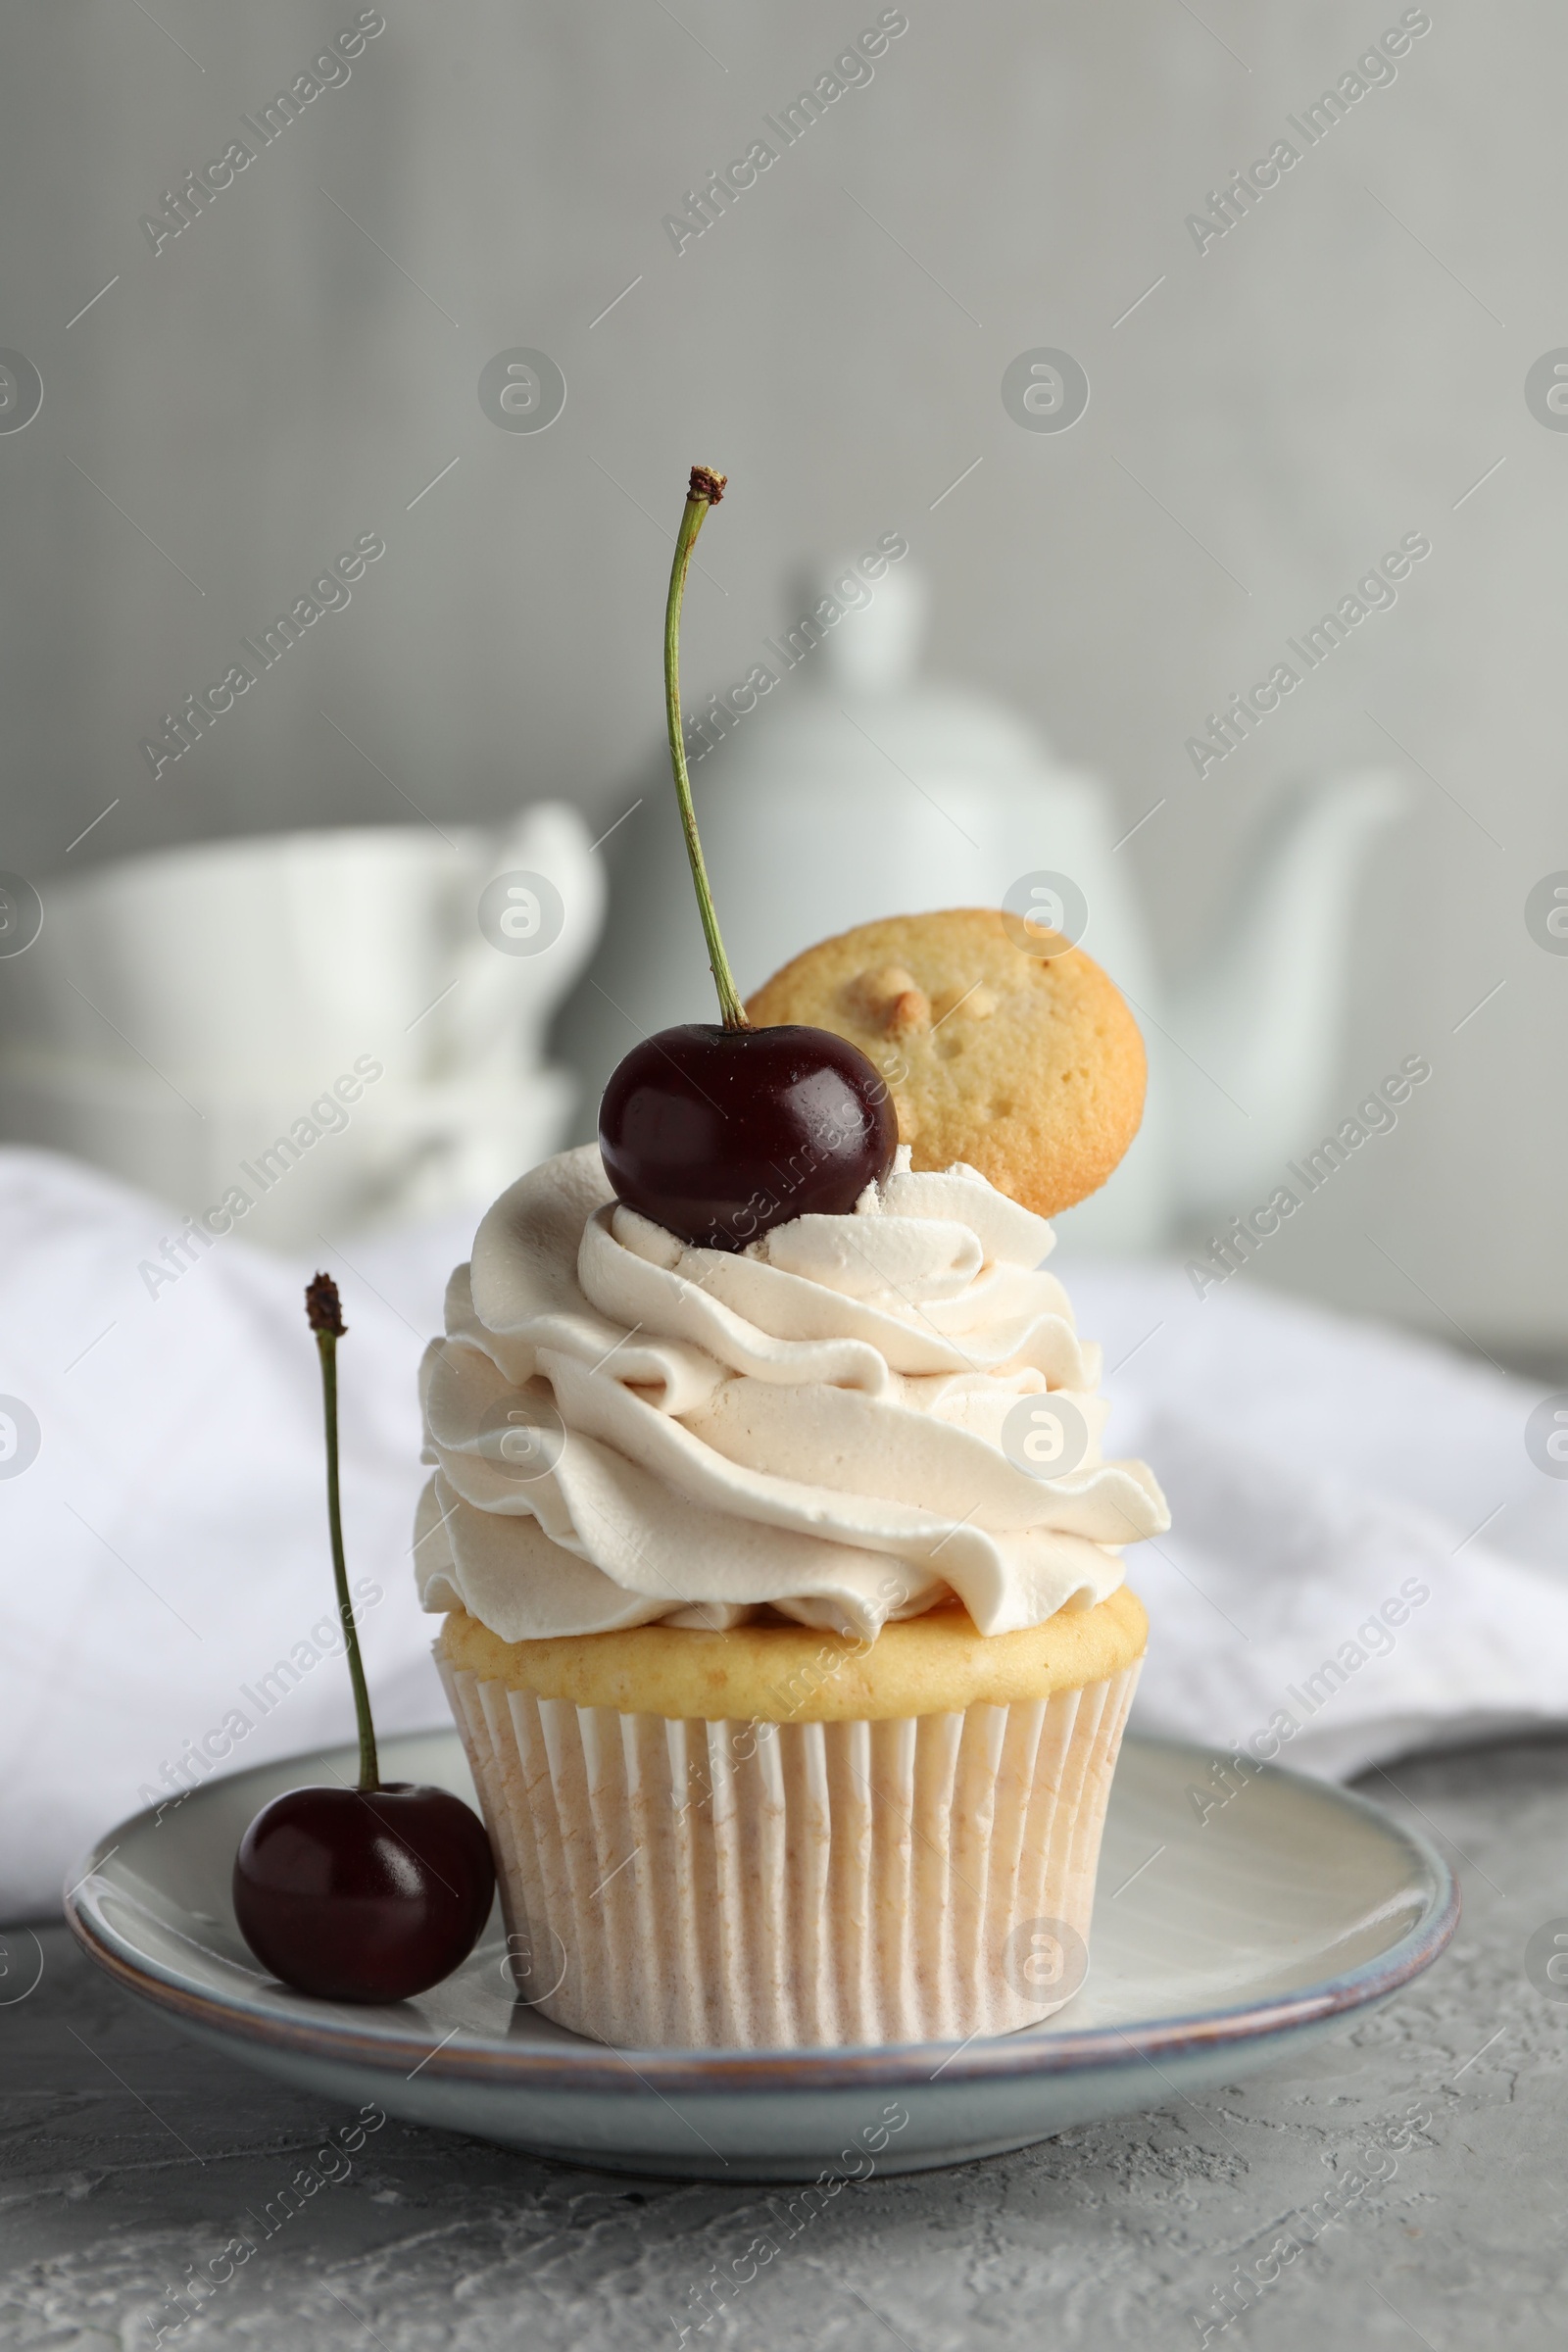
415, 1145, 1169, 1643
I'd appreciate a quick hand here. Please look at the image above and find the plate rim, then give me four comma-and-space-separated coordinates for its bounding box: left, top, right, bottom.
63, 1730, 1460, 2097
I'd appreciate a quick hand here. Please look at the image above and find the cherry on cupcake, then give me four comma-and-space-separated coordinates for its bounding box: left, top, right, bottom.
232, 1276, 495, 2003
597, 466, 897, 1250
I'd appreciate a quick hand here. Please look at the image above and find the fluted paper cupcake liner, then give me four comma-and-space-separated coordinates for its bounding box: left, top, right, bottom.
440, 1654, 1140, 2048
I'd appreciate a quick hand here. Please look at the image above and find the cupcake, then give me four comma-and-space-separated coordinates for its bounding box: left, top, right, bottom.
416, 1140, 1166, 2045
415, 466, 1168, 2045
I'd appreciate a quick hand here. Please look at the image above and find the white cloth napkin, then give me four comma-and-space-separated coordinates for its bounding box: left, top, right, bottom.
3, 1146, 1565, 1922
1063, 1253, 1568, 1782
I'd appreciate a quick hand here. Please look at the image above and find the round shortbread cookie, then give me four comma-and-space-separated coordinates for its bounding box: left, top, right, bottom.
744, 907, 1146, 1217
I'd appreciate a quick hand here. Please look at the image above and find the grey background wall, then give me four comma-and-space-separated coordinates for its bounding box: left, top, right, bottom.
0, 0, 1560, 1349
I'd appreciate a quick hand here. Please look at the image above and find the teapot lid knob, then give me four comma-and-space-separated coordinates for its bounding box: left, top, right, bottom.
811, 561, 928, 695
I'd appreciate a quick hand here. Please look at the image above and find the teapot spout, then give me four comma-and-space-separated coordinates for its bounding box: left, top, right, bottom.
1166, 769, 1408, 1228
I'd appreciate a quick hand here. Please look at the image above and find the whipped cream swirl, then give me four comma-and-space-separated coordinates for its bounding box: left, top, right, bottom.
416, 1145, 1168, 1643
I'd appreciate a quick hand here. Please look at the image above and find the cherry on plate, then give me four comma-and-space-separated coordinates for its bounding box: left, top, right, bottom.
233, 1781, 495, 2004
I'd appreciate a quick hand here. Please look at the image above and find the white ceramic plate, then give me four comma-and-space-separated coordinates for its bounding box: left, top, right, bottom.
66, 1730, 1457, 2180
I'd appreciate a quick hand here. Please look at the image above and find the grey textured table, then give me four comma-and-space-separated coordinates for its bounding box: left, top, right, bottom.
3, 1738, 1564, 2351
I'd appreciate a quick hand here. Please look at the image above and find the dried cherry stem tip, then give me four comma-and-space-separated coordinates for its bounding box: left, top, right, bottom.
664, 464, 746, 1031
306, 1273, 379, 1792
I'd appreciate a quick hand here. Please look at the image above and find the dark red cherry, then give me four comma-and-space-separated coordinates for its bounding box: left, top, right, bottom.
233, 1782, 495, 2004
600, 1022, 899, 1250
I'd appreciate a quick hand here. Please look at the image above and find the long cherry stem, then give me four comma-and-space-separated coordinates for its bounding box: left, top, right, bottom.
663, 465, 747, 1031
306, 1275, 379, 1792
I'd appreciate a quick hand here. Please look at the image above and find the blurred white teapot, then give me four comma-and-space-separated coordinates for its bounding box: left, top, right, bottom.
556, 566, 1403, 1250
0, 803, 604, 1247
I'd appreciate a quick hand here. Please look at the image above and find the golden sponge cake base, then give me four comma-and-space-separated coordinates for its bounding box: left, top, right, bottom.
437, 1585, 1146, 1723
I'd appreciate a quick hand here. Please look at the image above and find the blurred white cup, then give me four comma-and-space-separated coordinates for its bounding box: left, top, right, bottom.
0, 804, 604, 1246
